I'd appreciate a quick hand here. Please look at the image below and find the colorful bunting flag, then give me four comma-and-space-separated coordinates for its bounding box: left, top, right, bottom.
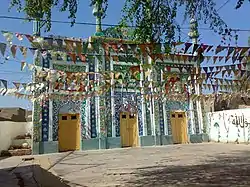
13, 82, 21, 90
21, 61, 26, 71
2, 31, 13, 44
218, 56, 224, 62
227, 47, 234, 57
184, 43, 192, 53
213, 56, 218, 64
239, 47, 249, 57
64, 39, 74, 51
225, 56, 230, 63
10, 45, 17, 58
25, 34, 34, 42
19, 46, 27, 58
22, 83, 27, 90
206, 45, 213, 53
192, 44, 199, 54
15, 33, 23, 41
215, 45, 225, 54
0, 43, 7, 56
206, 56, 211, 62
209, 67, 214, 72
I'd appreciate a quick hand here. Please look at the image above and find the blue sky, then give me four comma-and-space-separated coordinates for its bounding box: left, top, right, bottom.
0, 0, 249, 109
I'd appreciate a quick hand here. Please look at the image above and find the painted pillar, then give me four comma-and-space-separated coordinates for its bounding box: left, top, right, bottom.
98, 40, 113, 140
163, 100, 168, 135
32, 19, 51, 152
148, 56, 156, 146
80, 51, 91, 139
89, 53, 97, 138
48, 53, 54, 141
32, 49, 42, 146
158, 68, 165, 136
145, 99, 152, 135
41, 52, 50, 142
92, 2, 103, 140
32, 20, 42, 154
110, 55, 115, 138
140, 60, 147, 136
144, 56, 152, 136
95, 43, 101, 147
153, 68, 160, 136
103, 47, 112, 138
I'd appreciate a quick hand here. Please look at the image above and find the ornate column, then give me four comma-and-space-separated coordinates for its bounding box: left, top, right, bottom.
41, 52, 50, 142
89, 55, 97, 138
32, 49, 42, 152
139, 59, 147, 136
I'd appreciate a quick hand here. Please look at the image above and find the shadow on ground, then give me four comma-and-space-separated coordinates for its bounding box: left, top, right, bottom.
0, 164, 70, 187
0, 156, 10, 161
126, 151, 250, 187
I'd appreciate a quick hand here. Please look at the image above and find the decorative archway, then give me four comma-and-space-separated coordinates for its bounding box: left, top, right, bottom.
165, 100, 191, 135
52, 100, 86, 141
114, 92, 143, 137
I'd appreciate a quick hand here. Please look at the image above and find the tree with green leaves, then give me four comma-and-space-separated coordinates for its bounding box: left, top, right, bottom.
9, 0, 108, 32
235, 0, 250, 8
120, 0, 229, 43
9, 0, 249, 41
102, 26, 135, 40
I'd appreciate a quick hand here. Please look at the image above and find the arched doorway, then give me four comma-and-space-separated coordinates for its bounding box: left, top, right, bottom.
119, 103, 139, 147
58, 104, 81, 152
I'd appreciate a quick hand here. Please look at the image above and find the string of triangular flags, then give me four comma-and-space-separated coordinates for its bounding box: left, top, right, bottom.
1, 30, 250, 56
2, 30, 250, 99
17, 60, 250, 94
202, 83, 245, 92
2, 77, 249, 103
1, 30, 250, 63
1, 40, 249, 65
0, 79, 45, 94
4, 85, 250, 104
202, 62, 247, 73
0, 54, 244, 97
17, 57, 249, 82
0, 73, 192, 100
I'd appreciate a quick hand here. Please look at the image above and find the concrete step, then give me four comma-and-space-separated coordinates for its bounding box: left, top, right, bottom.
1, 149, 32, 157
11, 139, 32, 147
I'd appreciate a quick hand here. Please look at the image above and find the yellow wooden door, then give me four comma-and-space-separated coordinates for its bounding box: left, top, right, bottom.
177, 112, 188, 144
120, 112, 129, 147
171, 111, 188, 144
58, 113, 80, 152
120, 112, 139, 147
128, 113, 139, 147
170, 112, 177, 144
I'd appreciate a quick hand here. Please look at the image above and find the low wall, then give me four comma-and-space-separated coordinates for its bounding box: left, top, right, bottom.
33, 133, 209, 154
0, 121, 32, 152
207, 109, 250, 143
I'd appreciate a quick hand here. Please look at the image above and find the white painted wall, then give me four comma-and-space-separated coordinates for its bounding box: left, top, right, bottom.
0, 121, 32, 152
207, 109, 250, 143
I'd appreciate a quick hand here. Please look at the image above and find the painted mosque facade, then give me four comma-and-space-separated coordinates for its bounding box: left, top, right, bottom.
32, 37, 206, 154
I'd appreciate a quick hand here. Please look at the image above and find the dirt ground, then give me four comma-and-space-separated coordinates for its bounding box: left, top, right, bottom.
1, 143, 250, 186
